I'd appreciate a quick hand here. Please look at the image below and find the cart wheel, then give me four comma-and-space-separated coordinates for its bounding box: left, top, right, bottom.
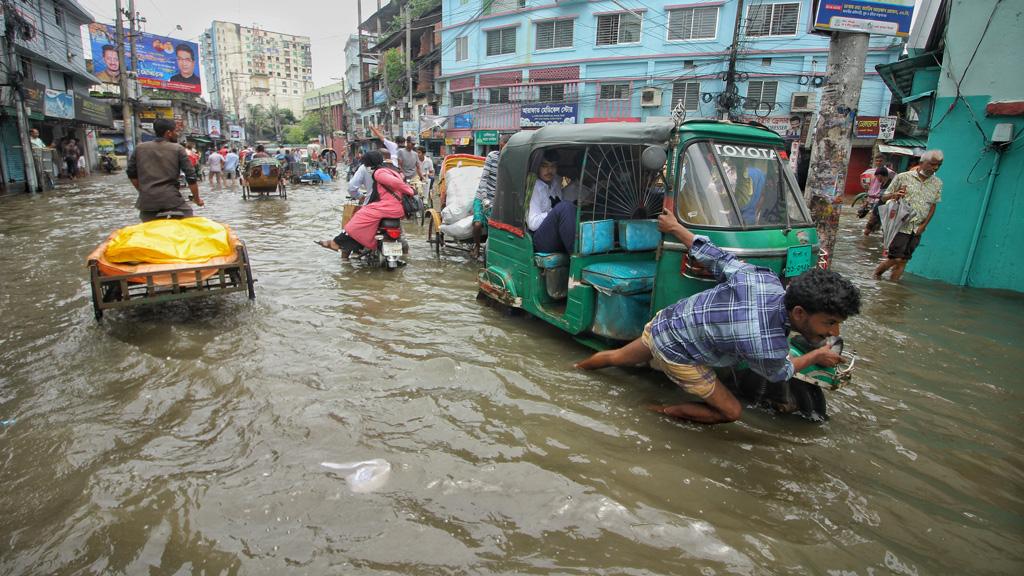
426, 217, 442, 257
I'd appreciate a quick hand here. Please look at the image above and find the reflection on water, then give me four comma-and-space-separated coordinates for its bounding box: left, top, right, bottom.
0, 178, 1021, 574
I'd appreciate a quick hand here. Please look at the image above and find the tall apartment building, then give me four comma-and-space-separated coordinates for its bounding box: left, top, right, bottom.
201, 21, 314, 120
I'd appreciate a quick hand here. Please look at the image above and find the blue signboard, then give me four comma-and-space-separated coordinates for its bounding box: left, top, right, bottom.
813, 0, 915, 38
454, 113, 473, 129
373, 90, 387, 105
521, 103, 578, 127
44, 89, 74, 120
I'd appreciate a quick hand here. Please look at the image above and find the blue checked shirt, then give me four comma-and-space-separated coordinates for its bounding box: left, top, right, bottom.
649, 236, 794, 382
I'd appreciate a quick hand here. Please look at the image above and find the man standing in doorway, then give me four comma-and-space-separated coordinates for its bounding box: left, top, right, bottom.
126, 118, 202, 221
874, 150, 943, 281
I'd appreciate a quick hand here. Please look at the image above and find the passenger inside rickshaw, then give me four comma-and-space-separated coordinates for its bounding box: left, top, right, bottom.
527, 143, 667, 302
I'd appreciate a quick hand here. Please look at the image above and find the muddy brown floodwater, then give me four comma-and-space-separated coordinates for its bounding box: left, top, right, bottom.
1, 174, 1022, 575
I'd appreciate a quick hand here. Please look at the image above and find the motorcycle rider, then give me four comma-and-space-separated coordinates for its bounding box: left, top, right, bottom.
316, 150, 412, 260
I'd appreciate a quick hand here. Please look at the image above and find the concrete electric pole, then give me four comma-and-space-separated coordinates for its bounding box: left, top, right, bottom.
114, 0, 134, 155
2, 22, 39, 192
720, 0, 745, 120
803, 31, 870, 267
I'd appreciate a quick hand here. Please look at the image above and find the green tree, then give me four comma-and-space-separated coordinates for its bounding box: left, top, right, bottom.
383, 48, 407, 100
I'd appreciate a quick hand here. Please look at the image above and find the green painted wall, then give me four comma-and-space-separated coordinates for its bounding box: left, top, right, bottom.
908, 0, 1024, 292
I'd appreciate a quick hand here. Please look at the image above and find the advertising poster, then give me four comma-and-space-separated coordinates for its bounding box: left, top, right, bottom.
23, 80, 46, 116
88, 23, 202, 94
813, 0, 915, 38
44, 89, 75, 119
207, 119, 222, 138
229, 125, 245, 141
521, 103, 578, 127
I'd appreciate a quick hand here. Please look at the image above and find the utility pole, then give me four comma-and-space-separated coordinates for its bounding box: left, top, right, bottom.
720, 0, 745, 120
376, 0, 389, 134
115, 0, 134, 155
2, 20, 39, 192
357, 0, 364, 139
803, 31, 870, 268
127, 0, 140, 142
405, 2, 414, 131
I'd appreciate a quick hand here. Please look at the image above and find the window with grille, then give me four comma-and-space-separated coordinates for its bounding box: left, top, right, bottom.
744, 80, 778, 109
486, 27, 517, 56
536, 19, 573, 50
452, 91, 473, 106
600, 83, 629, 100
489, 87, 511, 103
484, 0, 525, 15
746, 3, 799, 36
455, 36, 469, 61
671, 81, 700, 111
596, 13, 642, 45
667, 6, 717, 40
538, 84, 566, 102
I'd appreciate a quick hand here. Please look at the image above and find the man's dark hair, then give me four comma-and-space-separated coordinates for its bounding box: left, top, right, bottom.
415, 145, 425, 153
789, 115, 801, 123
175, 44, 195, 59
102, 44, 116, 56
256, 144, 265, 152
154, 118, 176, 138
784, 268, 861, 318
362, 150, 384, 168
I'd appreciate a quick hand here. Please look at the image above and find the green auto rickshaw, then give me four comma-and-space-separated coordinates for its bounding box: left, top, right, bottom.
479, 119, 849, 420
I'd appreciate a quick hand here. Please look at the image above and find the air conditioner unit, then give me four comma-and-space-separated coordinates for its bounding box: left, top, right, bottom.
791, 92, 817, 112
640, 88, 662, 107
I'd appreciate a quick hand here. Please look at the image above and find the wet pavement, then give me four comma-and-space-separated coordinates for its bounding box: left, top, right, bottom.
0, 174, 1022, 574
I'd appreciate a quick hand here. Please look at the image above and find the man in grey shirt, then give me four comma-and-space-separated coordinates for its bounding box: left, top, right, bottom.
126, 119, 202, 221
396, 137, 419, 181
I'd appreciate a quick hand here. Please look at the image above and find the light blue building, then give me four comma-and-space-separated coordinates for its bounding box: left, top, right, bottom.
439, 0, 903, 157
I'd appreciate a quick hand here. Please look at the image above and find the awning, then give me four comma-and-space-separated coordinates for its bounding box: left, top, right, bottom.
888, 137, 927, 148
878, 144, 915, 156
189, 135, 212, 143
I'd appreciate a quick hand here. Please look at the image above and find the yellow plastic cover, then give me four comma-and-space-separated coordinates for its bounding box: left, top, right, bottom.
105, 217, 234, 264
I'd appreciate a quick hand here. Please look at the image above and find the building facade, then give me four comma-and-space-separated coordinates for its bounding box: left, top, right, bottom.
1, 0, 111, 191
201, 21, 313, 121
303, 81, 347, 151
887, 0, 1024, 292
439, 0, 902, 156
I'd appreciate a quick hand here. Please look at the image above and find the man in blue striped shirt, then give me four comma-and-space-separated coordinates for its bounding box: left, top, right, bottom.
577, 212, 860, 424
471, 134, 510, 259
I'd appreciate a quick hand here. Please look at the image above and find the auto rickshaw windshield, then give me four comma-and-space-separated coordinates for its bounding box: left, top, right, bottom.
676, 141, 810, 228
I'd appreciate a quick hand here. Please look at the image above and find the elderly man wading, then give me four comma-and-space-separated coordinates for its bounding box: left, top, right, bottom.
874, 150, 944, 281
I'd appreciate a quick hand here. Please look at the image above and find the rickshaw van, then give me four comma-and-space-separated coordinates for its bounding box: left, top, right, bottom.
479, 119, 843, 420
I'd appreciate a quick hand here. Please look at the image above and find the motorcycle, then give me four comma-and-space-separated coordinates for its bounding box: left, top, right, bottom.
101, 153, 120, 174
352, 218, 405, 270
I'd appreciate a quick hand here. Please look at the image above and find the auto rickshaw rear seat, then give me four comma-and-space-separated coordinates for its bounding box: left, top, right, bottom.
534, 252, 570, 300
580, 261, 657, 341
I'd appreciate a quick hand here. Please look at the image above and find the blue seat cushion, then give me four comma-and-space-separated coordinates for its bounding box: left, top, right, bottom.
534, 252, 569, 269
581, 261, 657, 295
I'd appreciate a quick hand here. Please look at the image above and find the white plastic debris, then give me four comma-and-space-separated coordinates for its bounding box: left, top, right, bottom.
320, 459, 391, 493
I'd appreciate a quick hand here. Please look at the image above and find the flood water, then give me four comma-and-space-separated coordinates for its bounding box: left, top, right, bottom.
1, 174, 1021, 575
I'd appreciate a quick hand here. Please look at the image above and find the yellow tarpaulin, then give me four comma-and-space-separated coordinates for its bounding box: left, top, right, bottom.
105, 217, 234, 264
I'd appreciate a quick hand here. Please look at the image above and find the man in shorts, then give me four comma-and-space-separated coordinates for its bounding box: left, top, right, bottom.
577, 211, 861, 424
873, 150, 943, 281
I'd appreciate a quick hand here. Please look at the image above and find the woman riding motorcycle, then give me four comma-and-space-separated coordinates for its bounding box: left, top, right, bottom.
316, 150, 412, 259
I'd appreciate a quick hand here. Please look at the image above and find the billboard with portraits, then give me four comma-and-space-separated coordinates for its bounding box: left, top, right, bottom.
88, 23, 201, 94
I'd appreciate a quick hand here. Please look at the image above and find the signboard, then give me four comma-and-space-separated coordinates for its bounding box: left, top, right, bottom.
475, 130, 499, 145
373, 90, 387, 105
740, 115, 802, 139
229, 124, 245, 141
88, 23, 202, 94
454, 113, 473, 129
521, 103, 577, 127
44, 89, 74, 119
22, 80, 45, 115
878, 116, 897, 139
813, 0, 915, 38
207, 119, 222, 138
855, 115, 898, 139
402, 120, 419, 138
138, 107, 173, 119
74, 94, 114, 127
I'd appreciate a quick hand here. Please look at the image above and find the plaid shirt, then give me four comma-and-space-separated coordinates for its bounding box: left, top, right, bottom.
649, 236, 794, 382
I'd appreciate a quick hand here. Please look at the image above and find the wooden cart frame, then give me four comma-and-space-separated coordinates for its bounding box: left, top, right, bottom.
88, 243, 256, 320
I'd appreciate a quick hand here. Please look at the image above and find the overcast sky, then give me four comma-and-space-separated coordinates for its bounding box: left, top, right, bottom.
77, 0, 374, 91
